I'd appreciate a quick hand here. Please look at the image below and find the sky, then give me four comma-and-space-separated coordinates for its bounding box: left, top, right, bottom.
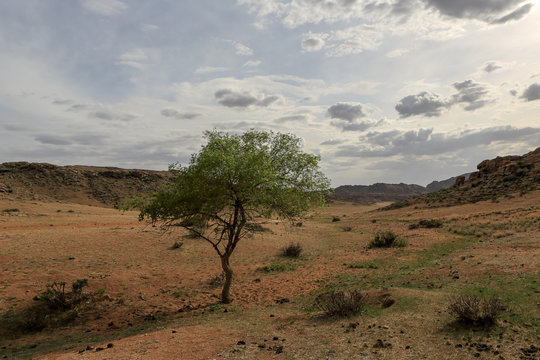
0, 0, 539, 186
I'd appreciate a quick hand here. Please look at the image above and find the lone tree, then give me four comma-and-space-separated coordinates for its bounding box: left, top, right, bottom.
133, 129, 330, 303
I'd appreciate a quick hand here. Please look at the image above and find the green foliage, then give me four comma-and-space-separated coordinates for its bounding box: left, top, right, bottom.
368, 231, 406, 248
256, 263, 297, 273
170, 241, 183, 250
131, 129, 330, 303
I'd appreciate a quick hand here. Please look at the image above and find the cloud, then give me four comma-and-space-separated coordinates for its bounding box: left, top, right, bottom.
195, 66, 228, 74
233, 42, 253, 56
35, 135, 72, 146
396, 80, 491, 117
423, 0, 529, 21
328, 103, 365, 121
302, 25, 383, 57
521, 83, 540, 101
81, 0, 127, 16
320, 139, 345, 146
483, 61, 502, 73
243, 60, 262, 68
274, 115, 308, 123
395, 92, 448, 117
386, 48, 409, 58
89, 110, 138, 121
160, 109, 202, 119
214, 89, 279, 108
332, 120, 379, 132
336, 126, 540, 158
491, 3, 534, 24
301, 36, 326, 52
116, 49, 148, 69
52, 98, 73, 105
451, 80, 490, 111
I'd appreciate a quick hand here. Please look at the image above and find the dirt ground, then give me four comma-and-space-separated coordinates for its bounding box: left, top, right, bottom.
0, 192, 539, 359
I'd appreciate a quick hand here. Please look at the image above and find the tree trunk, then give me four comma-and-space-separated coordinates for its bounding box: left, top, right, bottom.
220, 255, 233, 304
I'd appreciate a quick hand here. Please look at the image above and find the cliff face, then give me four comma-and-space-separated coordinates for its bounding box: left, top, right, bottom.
384, 147, 540, 209
0, 162, 174, 207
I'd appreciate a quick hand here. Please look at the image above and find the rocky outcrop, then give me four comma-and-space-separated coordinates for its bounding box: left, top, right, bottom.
0, 162, 175, 207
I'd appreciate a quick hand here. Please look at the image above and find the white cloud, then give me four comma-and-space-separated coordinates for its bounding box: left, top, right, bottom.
195, 66, 229, 74
234, 42, 253, 56
116, 48, 148, 69
81, 0, 127, 16
386, 48, 409, 58
243, 60, 262, 67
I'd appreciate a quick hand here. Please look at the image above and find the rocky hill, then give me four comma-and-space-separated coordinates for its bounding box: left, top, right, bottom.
384, 146, 540, 209
0, 162, 174, 207
331, 183, 427, 203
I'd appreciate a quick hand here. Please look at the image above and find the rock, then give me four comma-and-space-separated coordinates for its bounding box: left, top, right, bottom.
237, 340, 246, 345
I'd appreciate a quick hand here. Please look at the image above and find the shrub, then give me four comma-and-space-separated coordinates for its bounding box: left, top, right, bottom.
207, 273, 225, 287
281, 243, 302, 257
408, 219, 443, 229
342, 226, 352, 232
2, 208, 19, 213
315, 290, 367, 316
332, 216, 340, 222
448, 294, 505, 326
2, 279, 94, 334
245, 223, 272, 232
171, 241, 183, 250
368, 231, 406, 248
35, 279, 90, 311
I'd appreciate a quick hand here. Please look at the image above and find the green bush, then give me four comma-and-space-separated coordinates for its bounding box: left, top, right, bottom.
408, 219, 443, 229
171, 241, 183, 250
256, 263, 297, 273
368, 231, 406, 248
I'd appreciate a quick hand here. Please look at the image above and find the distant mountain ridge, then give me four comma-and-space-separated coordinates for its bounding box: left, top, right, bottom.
330, 175, 471, 203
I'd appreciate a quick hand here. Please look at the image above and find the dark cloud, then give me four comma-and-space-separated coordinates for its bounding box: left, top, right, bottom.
274, 115, 307, 123
301, 38, 325, 51
483, 62, 502, 73
336, 126, 540, 158
89, 110, 137, 121
161, 109, 201, 120
509, 89, 518, 96
4, 124, 28, 132
35, 135, 72, 145
520, 83, 540, 101
396, 80, 491, 117
71, 134, 108, 146
67, 104, 91, 112
395, 92, 448, 117
491, 3, 533, 24
327, 103, 365, 121
214, 89, 279, 108
423, 0, 528, 21
451, 80, 489, 111
391, 0, 418, 17
52, 98, 73, 105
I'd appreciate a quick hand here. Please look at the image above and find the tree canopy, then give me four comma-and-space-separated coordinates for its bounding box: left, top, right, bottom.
135, 129, 330, 303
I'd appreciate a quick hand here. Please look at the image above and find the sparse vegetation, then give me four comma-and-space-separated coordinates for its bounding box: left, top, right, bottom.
207, 273, 225, 287
448, 294, 505, 326
2, 208, 19, 213
256, 263, 297, 273
315, 290, 368, 316
342, 226, 352, 232
280, 242, 302, 257
345, 262, 378, 269
408, 219, 443, 229
332, 216, 341, 222
368, 231, 406, 248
